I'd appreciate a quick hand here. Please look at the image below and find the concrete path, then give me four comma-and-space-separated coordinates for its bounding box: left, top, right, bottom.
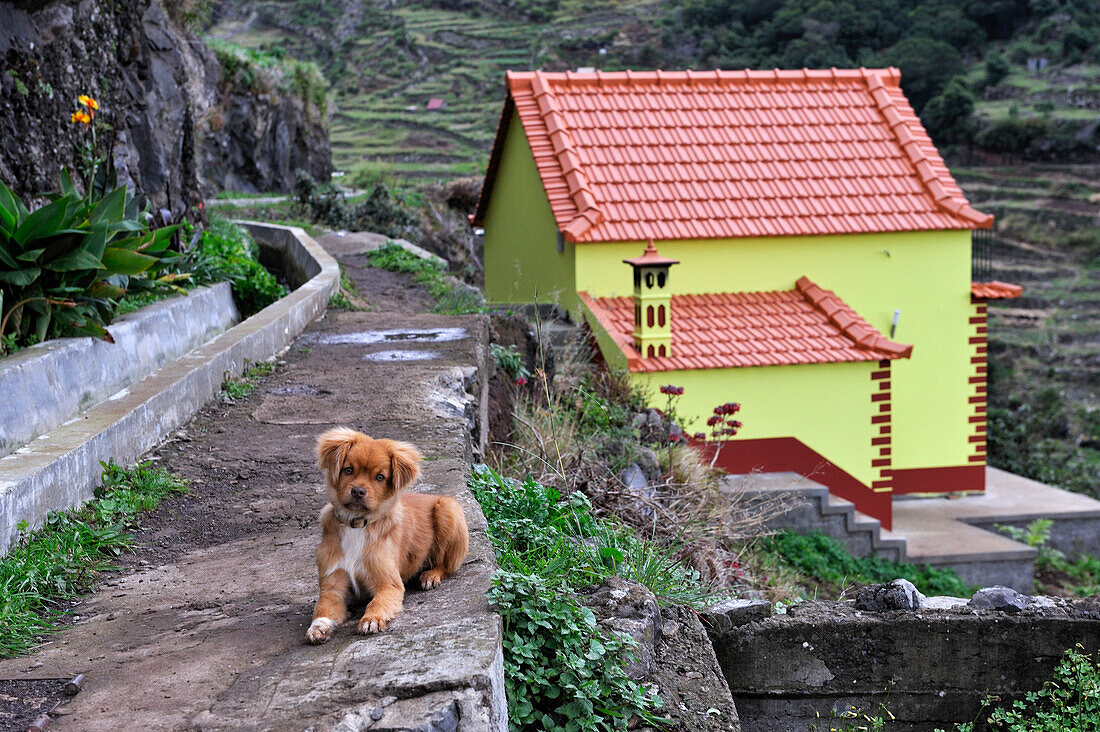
0, 242, 504, 730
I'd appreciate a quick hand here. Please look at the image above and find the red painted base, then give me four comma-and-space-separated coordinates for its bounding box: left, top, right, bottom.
891, 465, 985, 494
700, 437, 893, 530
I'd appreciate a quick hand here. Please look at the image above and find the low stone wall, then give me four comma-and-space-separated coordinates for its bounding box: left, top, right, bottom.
706, 594, 1100, 732
0, 223, 338, 553
0, 284, 238, 459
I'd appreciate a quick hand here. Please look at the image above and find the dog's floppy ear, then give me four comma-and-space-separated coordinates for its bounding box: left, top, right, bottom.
387, 441, 422, 493
317, 427, 360, 480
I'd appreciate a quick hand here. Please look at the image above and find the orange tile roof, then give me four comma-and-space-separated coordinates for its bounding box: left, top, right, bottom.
473, 68, 992, 243
580, 276, 913, 373
971, 281, 1023, 300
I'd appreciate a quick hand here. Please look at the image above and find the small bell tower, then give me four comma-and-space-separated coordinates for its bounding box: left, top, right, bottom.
623, 240, 678, 358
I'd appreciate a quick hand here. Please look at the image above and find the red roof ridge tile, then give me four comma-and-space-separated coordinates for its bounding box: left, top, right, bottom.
863, 69, 993, 230
795, 276, 913, 358
528, 73, 605, 242
971, 280, 1023, 300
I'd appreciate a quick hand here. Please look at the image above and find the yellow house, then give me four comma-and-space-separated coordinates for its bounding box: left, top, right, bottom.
471, 68, 1020, 528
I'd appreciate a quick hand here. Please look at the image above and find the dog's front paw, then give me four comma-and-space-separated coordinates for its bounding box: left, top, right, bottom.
419, 568, 445, 590
357, 615, 390, 634
307, 617, 336, 644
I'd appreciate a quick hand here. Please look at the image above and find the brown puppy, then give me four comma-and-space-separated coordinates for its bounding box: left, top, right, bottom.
306, 427, 469, 644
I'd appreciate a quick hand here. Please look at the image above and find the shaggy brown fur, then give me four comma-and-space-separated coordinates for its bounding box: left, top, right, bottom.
306, 428, 469, 643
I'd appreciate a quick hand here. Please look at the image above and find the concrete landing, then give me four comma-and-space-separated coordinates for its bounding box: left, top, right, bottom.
894, 467, 1100, 590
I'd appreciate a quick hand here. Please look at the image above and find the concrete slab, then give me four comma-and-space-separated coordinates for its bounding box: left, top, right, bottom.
0, 283, 238, 459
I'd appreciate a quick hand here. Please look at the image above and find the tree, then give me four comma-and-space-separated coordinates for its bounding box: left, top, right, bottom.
921, 76, 976, 144
880, 36, 964, 111
982, 50, 1011, 88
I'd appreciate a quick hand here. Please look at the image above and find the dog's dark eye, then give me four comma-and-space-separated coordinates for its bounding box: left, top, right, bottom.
343, 467, 353, 475
375, 473, 385, 482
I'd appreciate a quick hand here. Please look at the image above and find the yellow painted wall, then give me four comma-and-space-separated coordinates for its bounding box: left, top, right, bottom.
575, 230, 973, 474
481, 112, 578, 315
633, 362, 877, 486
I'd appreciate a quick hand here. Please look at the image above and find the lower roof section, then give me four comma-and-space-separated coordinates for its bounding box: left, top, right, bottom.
581, 276, 913, 373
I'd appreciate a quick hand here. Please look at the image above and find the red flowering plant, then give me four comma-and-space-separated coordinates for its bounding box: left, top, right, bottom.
705, 401, 742, 467
657, 384, 686, 476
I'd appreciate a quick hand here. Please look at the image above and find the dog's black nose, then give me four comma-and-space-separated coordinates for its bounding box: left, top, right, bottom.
351, 486, 366, 500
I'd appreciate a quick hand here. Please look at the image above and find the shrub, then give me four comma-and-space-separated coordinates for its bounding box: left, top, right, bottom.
179, 216, 287, 316
0, 166, 182, 354
471, 465, 719, 730
760, 530, 973, 597
294, 173, 420, 241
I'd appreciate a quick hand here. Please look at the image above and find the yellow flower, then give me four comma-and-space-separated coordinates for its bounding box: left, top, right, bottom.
71, 110, 91, 125
78, 94, 99, 111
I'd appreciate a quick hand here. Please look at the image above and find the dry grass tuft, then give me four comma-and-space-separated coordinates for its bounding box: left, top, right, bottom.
489, 319, 796, 594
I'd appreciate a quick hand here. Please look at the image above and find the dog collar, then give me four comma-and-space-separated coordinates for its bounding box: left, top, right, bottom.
333, 511, 368, 529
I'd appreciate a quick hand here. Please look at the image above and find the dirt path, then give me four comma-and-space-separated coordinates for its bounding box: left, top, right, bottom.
0, 242, 501, 731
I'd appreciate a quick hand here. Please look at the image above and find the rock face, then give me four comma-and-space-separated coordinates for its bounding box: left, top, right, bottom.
0, 0, 330, 215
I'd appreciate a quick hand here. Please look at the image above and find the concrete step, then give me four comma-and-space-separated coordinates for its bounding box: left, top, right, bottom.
722, 472, 906, 563
723, 467, 1100, 592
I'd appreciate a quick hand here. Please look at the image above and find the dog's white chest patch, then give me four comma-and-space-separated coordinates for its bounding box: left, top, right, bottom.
336, 525, 367, 597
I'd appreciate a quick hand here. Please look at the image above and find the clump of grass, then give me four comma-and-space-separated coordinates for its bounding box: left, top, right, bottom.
0, 459, 187, 657
366, 242, 483, 314
758, 530, 973, 598
328, 266, 367, 311
472, 464, 719, 730
220, 359, 277, 400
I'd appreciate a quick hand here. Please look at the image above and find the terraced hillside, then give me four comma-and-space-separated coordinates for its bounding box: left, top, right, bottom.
208, 0, 662, 181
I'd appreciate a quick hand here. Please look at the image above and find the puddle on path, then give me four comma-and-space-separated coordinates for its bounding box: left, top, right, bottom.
308, 328, 467, 346
363, 350, 441, 362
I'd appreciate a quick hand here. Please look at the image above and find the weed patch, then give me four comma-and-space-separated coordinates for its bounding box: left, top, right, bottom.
0, 460, 187, 657
327, 266, 367, 311
471, 464, 720, 730
366, 242, 482, 314
759, 530, 973, 598
221, 359, 277, 400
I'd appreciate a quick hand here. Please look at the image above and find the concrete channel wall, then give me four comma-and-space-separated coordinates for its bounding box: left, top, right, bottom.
707, 598, 1100, 732
0, 223, 339, 553
0, 283, 239, 459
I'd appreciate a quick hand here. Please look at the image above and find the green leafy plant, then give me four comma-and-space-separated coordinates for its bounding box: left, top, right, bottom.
0, 165, 183, 354
998, 519, 1100, 596
0, 459, 187, 657
945, 645, 1100, 731
489, 571, 659, 732
178, 216, 287, 316
760, 530, 973, 597
471, 465, 709, 730
491, 343, 530, 382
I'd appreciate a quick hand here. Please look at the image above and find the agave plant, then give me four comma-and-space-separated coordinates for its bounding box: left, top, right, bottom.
0, 165, 184, 352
